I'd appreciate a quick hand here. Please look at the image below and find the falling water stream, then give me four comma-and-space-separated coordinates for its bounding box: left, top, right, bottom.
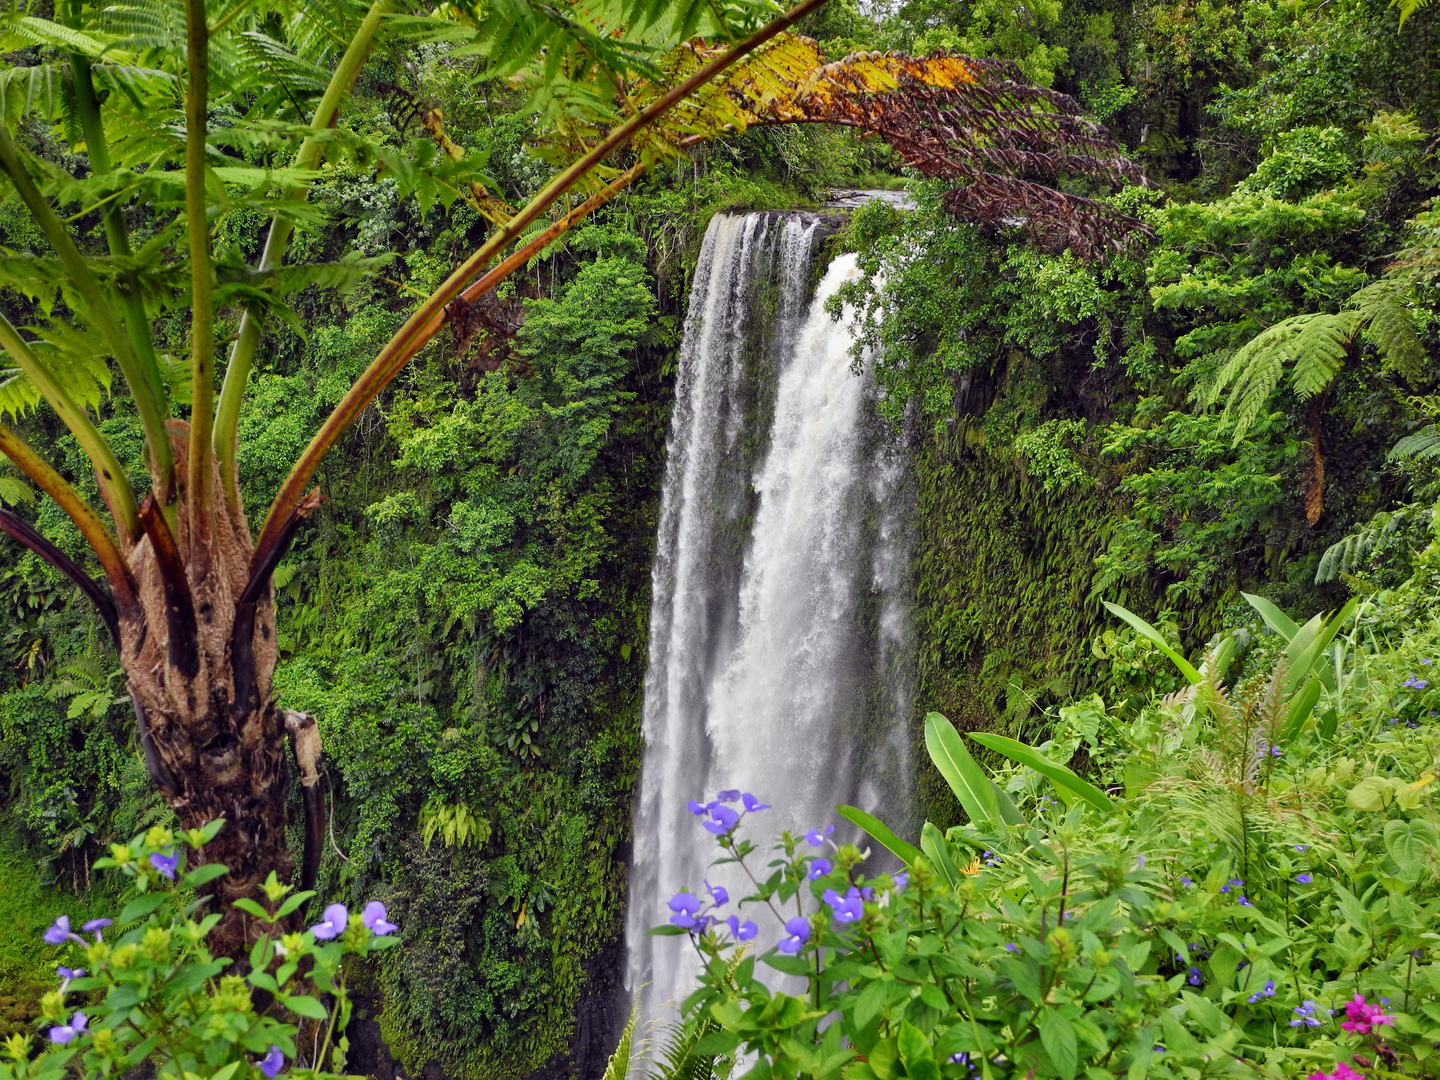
625, 211, 915, 1018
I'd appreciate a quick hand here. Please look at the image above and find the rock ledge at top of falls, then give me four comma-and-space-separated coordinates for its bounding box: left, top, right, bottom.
824, 188, 917, 210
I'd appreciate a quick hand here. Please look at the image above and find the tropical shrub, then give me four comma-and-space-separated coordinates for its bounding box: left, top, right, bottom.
7, 821, 396, 1080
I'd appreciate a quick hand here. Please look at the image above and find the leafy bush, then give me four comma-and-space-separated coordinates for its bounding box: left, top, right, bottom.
6, 822, 397, 1080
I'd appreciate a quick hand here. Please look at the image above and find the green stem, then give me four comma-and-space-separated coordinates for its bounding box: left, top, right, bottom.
253, 0, 831, 565
67, 38, 168, 410
0, 312, 140, 540
212, 0, 389, 519
0, 122, 171, 524
185, 0, 215, 551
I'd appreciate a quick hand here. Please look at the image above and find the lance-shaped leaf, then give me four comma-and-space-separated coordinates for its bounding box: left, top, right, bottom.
924, 712, 999, 825
967, 732, 1116, 815
1102, 601, 1200, 684
836, 804, 921, 865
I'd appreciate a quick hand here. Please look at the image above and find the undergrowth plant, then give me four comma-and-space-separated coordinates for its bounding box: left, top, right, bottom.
6, 819, 397, 1080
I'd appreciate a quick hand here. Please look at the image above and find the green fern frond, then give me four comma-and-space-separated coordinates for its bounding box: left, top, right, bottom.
0, 475, 35, 507
1288, 311, 1360, 399
1392, 0, 1433, 26
1350, 281, 1426, 383
602, 1000, 639, 1080
1389, 426, 1440, 462
1316, 504, 1431, 583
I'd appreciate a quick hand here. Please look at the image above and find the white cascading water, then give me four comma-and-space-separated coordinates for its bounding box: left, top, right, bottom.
626, 211, 914, 1018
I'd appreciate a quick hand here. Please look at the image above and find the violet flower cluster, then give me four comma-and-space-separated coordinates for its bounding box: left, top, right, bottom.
669, 789, 906, 956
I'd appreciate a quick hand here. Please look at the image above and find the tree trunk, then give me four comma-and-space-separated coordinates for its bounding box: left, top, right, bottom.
118, 421, 294, 956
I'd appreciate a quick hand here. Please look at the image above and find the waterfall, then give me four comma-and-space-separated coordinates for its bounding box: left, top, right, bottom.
625, 211, 915, 1018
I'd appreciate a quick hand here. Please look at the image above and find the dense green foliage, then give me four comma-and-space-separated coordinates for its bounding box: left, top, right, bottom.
643, 569, 1440, 1080
1, 0, 1438, 1073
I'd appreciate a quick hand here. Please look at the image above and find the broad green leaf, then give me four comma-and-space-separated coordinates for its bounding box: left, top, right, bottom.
180, 863, 228, 888
836, 803, 921, 865
117, 891, 169, 925
990, 781, 1028, 827
967, 732, 1116, 815
1384, 818, 1437, 871
921, 821, 961, 889
1282, 676, 1323, 741
1038, 1009, 1078, 1080
924, 712, 998, 824
1241, 592, 1299, 640
282, 994, 329, 1020
1286, 598, 1358, 695
1102, 602, 1200, 683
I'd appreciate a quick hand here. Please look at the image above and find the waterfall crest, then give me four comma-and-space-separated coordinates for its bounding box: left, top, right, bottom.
626, 210, 914, 1017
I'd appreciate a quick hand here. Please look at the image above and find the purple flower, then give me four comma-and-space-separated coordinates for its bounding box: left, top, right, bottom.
725, 915, 758, 941
893, 871, 909, 892
56, 967, 84, 980
823, 886, 865, 924
82, 918, 112, 941
704, 805, 740, 835
1178, 876, 1194, 887
150, 850, 178, 880
1219, 883, 1230, 893
1388, 717, 1400, 725
1005, 943, 1021, 954
1238, 896, 1252, 907
705, 880, 729, 906
687, 800, 707, 816
1291, 1000, 1322, 1028
259, 1045, 285, 1079
1271, 745, 1283, 757
42, 915, 74, 945
741, 793, 770, 812
1188, 967, 1203, 986
48, 1013, 87, 1045
717, 790, 741, 803
805, 825, 834, 847
1248, 979, 1276, 1003
777, 916, 810, 954
807, 858, 833, 880
362, 901, 397, 935
1296, 873, 1313, 884
1135, 854, 1146, 869
668, 892, 701, 928
310, 903, 349, 940
1295, 845, 1309, 852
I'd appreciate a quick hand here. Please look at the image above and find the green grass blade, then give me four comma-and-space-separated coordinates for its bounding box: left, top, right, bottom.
924, 712, 999, 825
836, 803, 921, 865
967, 732, 1116, 815
1102, 602, 1200, 684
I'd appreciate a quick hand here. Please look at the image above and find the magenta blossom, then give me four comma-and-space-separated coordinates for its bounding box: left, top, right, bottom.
1308, 1062, 1365, 1080
1340, 995, 1395, 1036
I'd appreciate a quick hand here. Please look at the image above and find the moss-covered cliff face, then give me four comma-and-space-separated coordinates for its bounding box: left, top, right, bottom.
911, 430, 1113, 827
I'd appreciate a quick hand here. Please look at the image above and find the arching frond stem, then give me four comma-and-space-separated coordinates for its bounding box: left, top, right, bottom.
253, 0, 830, 568
185, 0, 216, 560
0, 123, 173, 521
0, 422, 136, 618
456, 159, 652, 309
213, 0, 389, 521
66, 19, 168, 411
0, 312, 141, 541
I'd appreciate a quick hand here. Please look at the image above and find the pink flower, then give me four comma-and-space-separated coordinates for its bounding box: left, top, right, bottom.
1340, 995, 1395, 1036
1308, 1062, 1366, 1080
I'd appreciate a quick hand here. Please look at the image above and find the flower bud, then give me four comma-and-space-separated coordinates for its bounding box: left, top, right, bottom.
91, 1028, 116, 1054
1048, 927, 1074, 956
3, 1033, 31, 1063
39, 991, 66, 1023
142, 926, 172, 962
110, 944, 140, 970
